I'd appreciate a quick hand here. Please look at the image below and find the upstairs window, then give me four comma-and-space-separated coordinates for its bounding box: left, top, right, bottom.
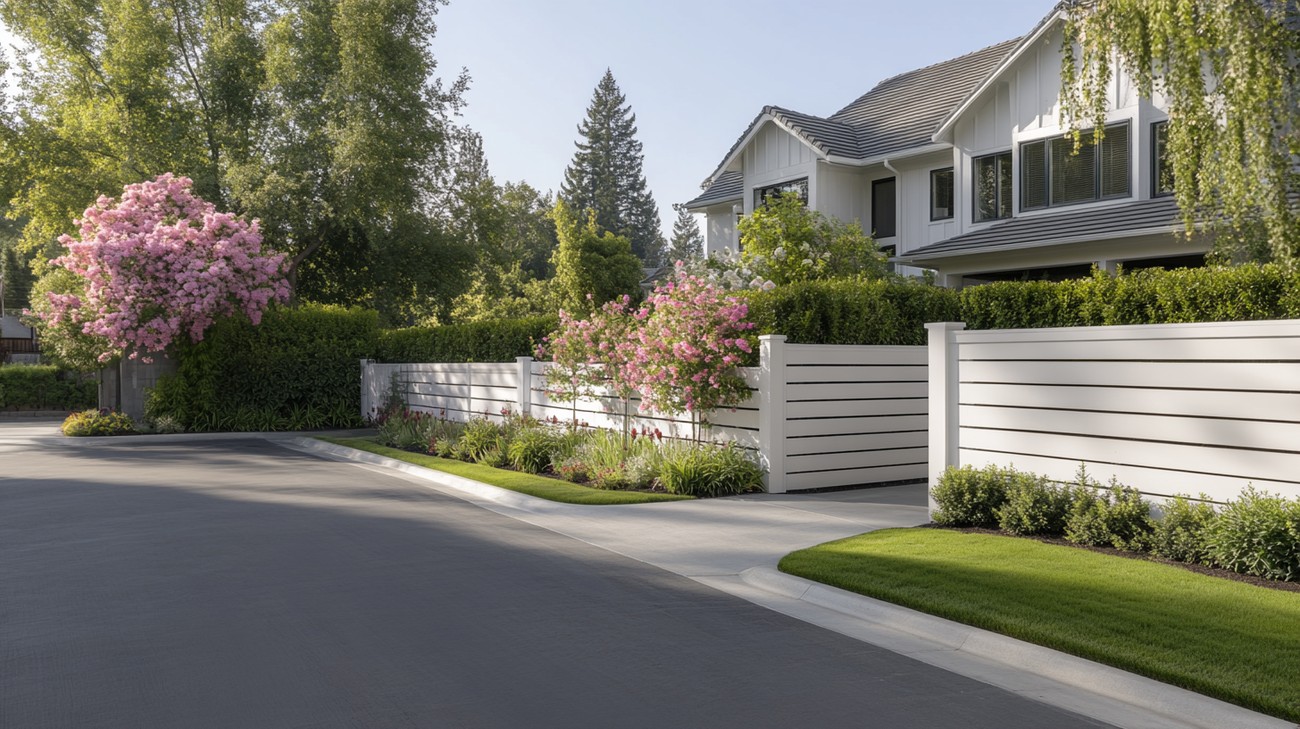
1153, 121, 1174, 196
930, 168, 954, 220
872, 177, 897, 238
754, 178, 808, 208
1021, 122, 1131, 211
973, 151, 1012, 222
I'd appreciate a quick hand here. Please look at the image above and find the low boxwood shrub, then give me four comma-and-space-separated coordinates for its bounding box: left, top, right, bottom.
930, 464, 1008, 528
1206, 488, 1300, 582
61, 409, 136, 436
997, 471, 1073, 536
1065, 477, 1153, 552
1151, 495, 1217, 564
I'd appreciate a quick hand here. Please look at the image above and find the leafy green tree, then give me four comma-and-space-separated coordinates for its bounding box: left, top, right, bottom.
730, 192, 888, 286
1062, 1, 1300, 263
0, 0, 471, 324
548, 198, 642, 314
1, 240, 34, 315
560, 69, 665, 266
667, 204, 704, 264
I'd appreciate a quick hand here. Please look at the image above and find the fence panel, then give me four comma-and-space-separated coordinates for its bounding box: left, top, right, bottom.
931, 319, 1300, 504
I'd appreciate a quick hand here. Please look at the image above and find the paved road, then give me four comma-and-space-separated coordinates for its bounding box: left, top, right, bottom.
1, 431, 1112, 728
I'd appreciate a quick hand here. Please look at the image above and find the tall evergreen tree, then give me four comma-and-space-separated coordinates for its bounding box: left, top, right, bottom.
666, 204, 704, 264
560, 69, 665, 266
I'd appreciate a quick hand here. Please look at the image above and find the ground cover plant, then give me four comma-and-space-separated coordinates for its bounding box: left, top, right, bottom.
779, 528, 1300, 722
61, 409, 136, 436
320, 436, 692, 506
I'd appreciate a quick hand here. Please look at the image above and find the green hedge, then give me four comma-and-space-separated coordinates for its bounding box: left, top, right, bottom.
742, 278, 961, 346
377, 315, 557, 363
0, 364, 96, 410
959, 265, 1300, 330
148, 304, 379, 432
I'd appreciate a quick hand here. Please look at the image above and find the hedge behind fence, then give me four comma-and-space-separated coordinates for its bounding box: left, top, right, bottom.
959, 265, 1300, 330
0, 364, 96, 411
377, 316, 557, 363
148, 305, 379, 431
743, 279, 961, 346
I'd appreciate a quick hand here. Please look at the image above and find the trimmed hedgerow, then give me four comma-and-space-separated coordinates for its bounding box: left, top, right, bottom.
148, 304, 378, 432
741, 278, 961, 348
377, 316, 557, 363
0, 364, 96, 411
930, 464, 1009, 528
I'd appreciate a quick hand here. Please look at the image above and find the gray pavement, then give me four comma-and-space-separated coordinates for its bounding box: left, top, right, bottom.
4, 425, 1291, 729
2, 428, 1115, 729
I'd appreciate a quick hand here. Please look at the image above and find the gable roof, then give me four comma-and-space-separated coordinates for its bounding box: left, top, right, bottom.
693, 38, 1021, 192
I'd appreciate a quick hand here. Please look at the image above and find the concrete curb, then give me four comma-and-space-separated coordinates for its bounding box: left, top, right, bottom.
740, 567, 1295, 729
50, 429, 377, 447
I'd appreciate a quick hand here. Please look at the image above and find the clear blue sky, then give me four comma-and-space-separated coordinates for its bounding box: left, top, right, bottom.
0, 1, 1052, 238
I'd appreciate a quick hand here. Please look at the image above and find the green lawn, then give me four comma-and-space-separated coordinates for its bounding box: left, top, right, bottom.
317, 437, 693, 505
779, 528, 1300, 722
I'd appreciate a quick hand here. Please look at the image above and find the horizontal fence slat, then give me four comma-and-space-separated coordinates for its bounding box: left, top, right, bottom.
952, 318, 1300, 344
785, 365, 927, 383
785, 463, 927, 490
959, 360, 1300, 392
958, 428, 1300, 489
785, 413, 929, 437
786, 430, 926, 457
959, 404, 1300, 453
786, 399, 926, 419
787, 447, 927, 473
787, 381, 927, 401
786, 344, 926, 367
959, 383, 1300, 421
959, 336, 1300, 363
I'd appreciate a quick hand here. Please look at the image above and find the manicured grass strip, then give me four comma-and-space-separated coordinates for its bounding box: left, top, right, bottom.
779, 528, 1300, 722
317, 437, 693, 505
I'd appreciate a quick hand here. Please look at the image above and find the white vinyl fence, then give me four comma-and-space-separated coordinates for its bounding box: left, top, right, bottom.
928, 319, 1300, 505
362, 335, 928, 493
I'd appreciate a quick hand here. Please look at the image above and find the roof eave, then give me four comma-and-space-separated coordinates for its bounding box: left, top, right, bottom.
894, 223, 1184, 264
700, 109, 830, 188
931, 9, 1068, 144
683, 195, 743, 212
824, 142, 952, 168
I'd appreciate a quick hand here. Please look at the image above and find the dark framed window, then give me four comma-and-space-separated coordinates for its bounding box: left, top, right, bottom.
1020, 121, 1131, 211
1152, 121, 1173, 197
754, 178, 808, 208
930, 168, 954, 220
973, 151, 1012, 222
872, 177, 897, 238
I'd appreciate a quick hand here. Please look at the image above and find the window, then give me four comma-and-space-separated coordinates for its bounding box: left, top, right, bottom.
1020, 122, 1131, 211
930, 168, 954, 220
872, 177, 897, 238
1152, 121, 1173, 196
754, 178, 808, 208
973, 151, 1012, 222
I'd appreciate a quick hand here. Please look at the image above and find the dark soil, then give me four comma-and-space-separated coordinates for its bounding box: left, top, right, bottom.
922, 524, 1300, 594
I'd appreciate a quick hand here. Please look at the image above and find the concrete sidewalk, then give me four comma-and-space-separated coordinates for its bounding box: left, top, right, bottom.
287, 436, 1295, 729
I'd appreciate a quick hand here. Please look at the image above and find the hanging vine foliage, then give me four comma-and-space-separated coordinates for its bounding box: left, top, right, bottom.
1061, 0, 1300, 264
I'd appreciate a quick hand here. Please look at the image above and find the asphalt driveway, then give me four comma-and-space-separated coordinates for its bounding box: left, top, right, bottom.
1, 432, 1111, 728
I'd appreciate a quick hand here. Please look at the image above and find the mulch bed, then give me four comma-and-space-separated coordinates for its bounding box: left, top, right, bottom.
922, 524, 1300, 594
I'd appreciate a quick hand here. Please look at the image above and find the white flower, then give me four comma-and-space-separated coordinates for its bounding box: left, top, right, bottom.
802, 258, 813, 267
761, 280, 776, 291
773, 246, 786, 260
749, 276, 764, 289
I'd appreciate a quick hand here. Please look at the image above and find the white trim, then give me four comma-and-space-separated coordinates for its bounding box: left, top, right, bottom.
931, 10, 1067, 143
701, 112, 829, 187
894, 224, 1181, 264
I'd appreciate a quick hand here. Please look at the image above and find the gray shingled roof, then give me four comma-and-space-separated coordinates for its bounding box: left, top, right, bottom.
828, 38, 1022, 159
691, 38, 1022, 197
896, 196, 1184, 262
683, 170, 743, 209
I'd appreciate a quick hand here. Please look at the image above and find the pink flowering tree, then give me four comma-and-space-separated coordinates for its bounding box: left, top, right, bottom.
33, 174, 290, 364
629, 272, 754, 439
535, 294, 638, 434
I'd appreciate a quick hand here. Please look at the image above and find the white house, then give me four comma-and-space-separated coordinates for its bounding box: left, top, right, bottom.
684, 4, 1208, 286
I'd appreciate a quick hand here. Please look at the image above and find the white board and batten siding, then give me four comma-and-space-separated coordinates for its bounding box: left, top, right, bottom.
928, 320, 1300, 505
361, 337, 929, 493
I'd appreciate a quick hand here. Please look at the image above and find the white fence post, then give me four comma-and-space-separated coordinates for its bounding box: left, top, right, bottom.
516, 357, 533, 416
759, 334, 788, 494
359, 359, 374, 422
926, 322, 965, 516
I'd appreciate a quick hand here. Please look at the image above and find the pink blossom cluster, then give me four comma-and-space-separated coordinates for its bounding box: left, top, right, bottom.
538, 274, 754, 418
39, 174, 290, 362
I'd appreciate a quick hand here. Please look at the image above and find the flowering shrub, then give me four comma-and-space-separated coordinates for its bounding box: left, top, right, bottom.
35, 174, 289, 362
628, 272, 754, 418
